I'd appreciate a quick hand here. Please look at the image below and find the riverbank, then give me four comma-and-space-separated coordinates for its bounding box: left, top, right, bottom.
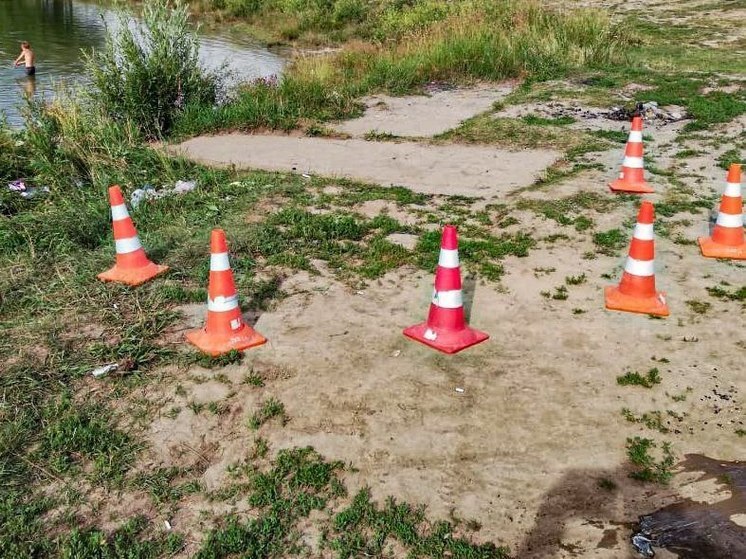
1, 0, 746, 557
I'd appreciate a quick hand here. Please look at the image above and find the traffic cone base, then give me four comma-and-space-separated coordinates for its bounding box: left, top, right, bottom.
604, 286, 669, 316
609, 177, 654, 194
186, 324, 266, 357
403, 322, 488, 355
609, 116, 653, 194
186, 229, 267, 357
697, 236, 746, 260
697, 164, 745, 259
97, 262, 169, 286
605, 200, 669, 316
404, 224, 488, 354
99, 185, 168, 286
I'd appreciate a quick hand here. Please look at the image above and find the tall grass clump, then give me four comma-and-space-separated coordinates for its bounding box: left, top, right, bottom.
176, 0, 627, 135
86, 0, 219, 138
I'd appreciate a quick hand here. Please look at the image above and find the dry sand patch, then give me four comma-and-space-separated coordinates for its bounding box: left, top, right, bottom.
172, 134, 560, 198
332, 85, 514, 138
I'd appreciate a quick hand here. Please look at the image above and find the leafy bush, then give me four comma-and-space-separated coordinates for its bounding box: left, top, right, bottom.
86, 0, 219, 138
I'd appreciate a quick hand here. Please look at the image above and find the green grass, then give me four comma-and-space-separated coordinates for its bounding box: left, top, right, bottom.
626, 437, 676, 484
415, 229, 534, 281
197, 447, 345, 558
622, 408, 669, 433
521, 114, 576, 126
439, 115, 604, 152
249, 398, 288, 430
330, 488, 509, 558
38, 392, 139, 484
517, 192, 618, 230
717, 149, 744, 170
593, 228, 628, 255
706, 284, 746, 302
617, 368, 662, 388
174, 1, 627, 136
133, 467, 202, 505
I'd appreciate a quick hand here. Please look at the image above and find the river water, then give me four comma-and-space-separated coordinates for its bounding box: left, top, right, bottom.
0, 0, 286, 127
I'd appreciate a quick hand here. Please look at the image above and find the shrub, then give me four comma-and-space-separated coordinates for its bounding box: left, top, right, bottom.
85, 0, 219, 138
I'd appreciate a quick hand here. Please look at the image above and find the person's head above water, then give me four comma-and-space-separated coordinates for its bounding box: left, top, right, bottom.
21, 41, 31, 50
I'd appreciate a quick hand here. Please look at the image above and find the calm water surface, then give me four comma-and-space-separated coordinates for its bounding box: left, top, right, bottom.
0, 0, 286, 126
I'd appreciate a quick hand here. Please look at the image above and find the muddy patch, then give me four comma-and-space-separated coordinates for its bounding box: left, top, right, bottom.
632, 455, 746, 558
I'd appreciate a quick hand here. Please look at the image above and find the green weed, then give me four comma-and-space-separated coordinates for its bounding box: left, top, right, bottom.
686, 299, 711, 314
518, 192, 617, 230
552, 286, 569, 300
243, 372, 265, 387
38, 392, 138, 484
593, 228, 627, 255
331, 488, 509, 558
249, 398, 288, 430
197, 447, 345, 558
363, 130, 401, 141
717, 149, 744, 170
521, 114, 576, 126
626, 437, 676, 484
416, 229, 534, 281
133, 467, 202, 505
674, 148, 705, 159
622, 408, 669, 433
61, 516, 184, 557
707, 285, 746, 302
565, 273, 587, 286
617, 368, 662, 388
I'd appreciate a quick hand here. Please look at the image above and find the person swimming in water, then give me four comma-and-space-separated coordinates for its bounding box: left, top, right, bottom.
14, 41, 36, 76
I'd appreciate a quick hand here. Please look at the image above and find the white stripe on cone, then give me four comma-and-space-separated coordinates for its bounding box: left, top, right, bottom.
115, 236, 142, 254
633, 223, 654, 240
622, 156, 644, 169
624, 257, 655, 276
724, 182, 742, 197
208, 294, 239, 312
432, 289, 463, 309
210, 252, 231, 271
628, 131, 643, 142
716, 212, 744, 228
111, 204, 130, 221
438, 248, 459, 268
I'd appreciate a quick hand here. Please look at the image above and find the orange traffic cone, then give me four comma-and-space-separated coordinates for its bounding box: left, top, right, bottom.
404, 225, 488, 354
698, 164, 746, 259
609, 116, 653, 194
186, 229, 266, 356
98, 185, 169, 286
605, 201, 669, 316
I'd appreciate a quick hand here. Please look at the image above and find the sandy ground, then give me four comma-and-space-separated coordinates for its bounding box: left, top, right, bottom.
333, 85, 514, 137
134, 122, 746, 556
157, 67, 746, 556
171, 134, 559, 198
136, 213, 745, 557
